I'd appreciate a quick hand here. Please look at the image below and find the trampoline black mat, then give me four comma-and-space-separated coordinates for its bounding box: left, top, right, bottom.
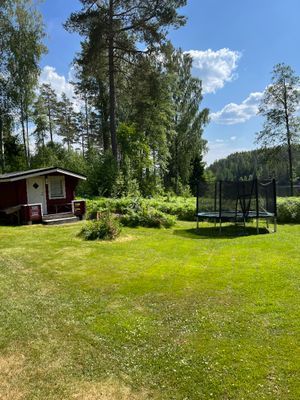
196, 211, 275, 221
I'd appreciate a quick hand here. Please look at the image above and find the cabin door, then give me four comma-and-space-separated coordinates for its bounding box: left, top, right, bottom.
26, 177, 47, 215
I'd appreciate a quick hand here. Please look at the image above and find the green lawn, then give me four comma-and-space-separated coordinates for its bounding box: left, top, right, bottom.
0, 221, 299, 399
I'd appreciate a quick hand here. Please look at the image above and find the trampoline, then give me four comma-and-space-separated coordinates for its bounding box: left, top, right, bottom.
196, 179, 277, 233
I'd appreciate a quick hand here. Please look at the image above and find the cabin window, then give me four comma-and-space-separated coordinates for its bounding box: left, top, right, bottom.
48, 176, 66, 199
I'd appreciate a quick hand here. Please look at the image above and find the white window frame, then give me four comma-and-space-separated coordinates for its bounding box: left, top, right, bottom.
48, 176, 66, 200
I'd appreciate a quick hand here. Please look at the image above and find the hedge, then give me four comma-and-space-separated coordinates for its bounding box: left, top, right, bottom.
85, 196, 300, 224
277, 197, 300, 223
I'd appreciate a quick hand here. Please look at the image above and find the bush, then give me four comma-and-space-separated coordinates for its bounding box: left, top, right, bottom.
120, 208, 176, 228
277, 197, 300, 223
79, 213, 121, 241
86, 196, 195, 221
119, 210, 141, 228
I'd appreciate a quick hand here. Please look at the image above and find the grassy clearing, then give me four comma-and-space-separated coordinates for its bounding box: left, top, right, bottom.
0, 221, 299, 399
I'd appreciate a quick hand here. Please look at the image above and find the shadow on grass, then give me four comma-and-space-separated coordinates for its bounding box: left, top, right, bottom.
174, 225, 270, 240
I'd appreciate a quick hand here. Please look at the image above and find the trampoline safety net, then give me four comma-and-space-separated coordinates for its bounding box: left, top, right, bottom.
196, 179, 277, 229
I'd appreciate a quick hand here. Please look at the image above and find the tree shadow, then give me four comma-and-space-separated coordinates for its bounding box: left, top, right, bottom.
174, 225, 270, 240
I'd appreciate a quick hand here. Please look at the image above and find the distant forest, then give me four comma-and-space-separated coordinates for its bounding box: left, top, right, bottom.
208, 145, 300, 194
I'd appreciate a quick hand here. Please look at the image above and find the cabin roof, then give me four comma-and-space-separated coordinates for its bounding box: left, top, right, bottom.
0, 167, 87, 183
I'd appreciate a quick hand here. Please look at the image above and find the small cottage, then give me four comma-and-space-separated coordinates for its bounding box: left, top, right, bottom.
0, 167, 86, 224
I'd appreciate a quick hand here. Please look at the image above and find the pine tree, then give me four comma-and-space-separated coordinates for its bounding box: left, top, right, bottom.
66, 0, 187, 161
32, 95, 48, 147
257, 63, 300, 196
189, 155, 206, 195
56, 93, 78, 151
39, 83, 59, 143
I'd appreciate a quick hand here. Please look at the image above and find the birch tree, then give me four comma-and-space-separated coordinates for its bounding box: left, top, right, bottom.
7, 0, 46, 165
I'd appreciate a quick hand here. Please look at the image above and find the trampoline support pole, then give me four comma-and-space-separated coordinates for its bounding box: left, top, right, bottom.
196, 181, 200, 231
255, 178, 259, 235
273, 178, 277, 234
219, 181, 222, 233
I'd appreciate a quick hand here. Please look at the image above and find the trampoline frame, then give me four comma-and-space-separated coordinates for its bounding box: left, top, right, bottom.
196, 179, 277, 234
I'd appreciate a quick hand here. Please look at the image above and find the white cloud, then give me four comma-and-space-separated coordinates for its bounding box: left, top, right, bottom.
39, 65, 83, 111
204, 139, 247, 165
204, 140, 229, 165
39, 66, 76, 101
210, 91, 264, 125
67, 66, 77, 84
230, 136, 237, 141
186, 48, 241, 94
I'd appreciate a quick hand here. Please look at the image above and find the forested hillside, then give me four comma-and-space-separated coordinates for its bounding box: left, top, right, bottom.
208, 145, 300, 185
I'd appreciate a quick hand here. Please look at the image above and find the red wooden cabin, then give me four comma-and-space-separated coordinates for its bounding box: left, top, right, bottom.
0, 167, 86, 224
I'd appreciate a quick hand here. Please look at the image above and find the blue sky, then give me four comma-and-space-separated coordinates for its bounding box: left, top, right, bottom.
39, 0, 300, 164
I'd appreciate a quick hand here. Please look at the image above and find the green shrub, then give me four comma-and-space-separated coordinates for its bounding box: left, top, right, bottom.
85, 196, 300, 224
86, 196, 195, 222
85, 197, 144, 218
277, 197, 300, 223
119, 210, 141, 227
120, 208, 176, 228
79, 213, 121, 241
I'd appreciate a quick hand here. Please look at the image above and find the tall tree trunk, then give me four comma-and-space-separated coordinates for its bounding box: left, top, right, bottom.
287, 136, 294, 196
84, 94, 90, 150
108, 0, 118, 160
81, 129, 85, 157
175, 136, 179, 194
48, 105, 53, 143
98, 80, 110, 151
20, 105, 29, 166
25, 114, 30, 165
0, 116, 4, 173
102, 117, 110, 151
284, 82, 294, 196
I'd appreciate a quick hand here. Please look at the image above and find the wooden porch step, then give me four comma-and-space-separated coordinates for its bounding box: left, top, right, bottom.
42, 212, 79, 225
43, 212, 74, 220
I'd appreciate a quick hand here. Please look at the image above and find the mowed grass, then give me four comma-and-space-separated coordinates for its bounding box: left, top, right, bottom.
0, 221, 299, 400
